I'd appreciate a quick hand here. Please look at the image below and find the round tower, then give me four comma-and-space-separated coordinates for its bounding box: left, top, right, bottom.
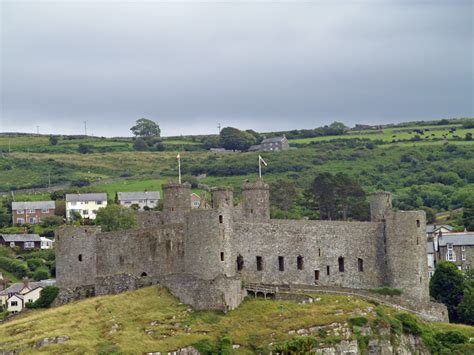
212, 187, 234, 209
162, 182, 192, 213
369, 191, 392, 222
241, 178, 270, 220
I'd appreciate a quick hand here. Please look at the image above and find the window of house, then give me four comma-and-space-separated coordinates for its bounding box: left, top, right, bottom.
461, 246, 466, 251
17, 209, 24, 214
278, 256, 284, 271
82, 210, 88, 215
24, 241, 35, 249
125, 201, 131, 204
297, 255, 304, 270
338, 257, 345, 272
326, 265, 330, 275
11, 301, 18, 306
71, 202, 77, 206
446, 244, 455, 262
28, 209, 35, 213
28, 217, 36, 224
462, 252, 466, 261
237, 255, 244, 271
358, 258, 364, 272
41, 208, 49, 213
16, 218, 24, 225
256, 256, 263, 271
97, 201, 103, 205
9, 242, 15, 248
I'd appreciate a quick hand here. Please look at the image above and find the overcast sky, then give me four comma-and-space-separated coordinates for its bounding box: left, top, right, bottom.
1, 0, 472, 137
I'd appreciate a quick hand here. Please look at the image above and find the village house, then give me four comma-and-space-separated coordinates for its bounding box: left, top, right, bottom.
11, 201, 55, 225
40, 237, 54, 249
437, 232, 474, 272
0, 279, 55, 313
65, 193, 107, 221
426, 224, 453, 238
190, 193, 201, 209
0, 234, 41, 250
248, 136, 290, 152
117, 191, 160, 210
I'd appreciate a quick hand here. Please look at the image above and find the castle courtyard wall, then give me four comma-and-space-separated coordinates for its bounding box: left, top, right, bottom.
232, 219, 385, 289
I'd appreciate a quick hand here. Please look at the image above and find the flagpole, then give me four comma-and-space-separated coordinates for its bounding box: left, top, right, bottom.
178, 155, 181, 184
258, 156, 262, 178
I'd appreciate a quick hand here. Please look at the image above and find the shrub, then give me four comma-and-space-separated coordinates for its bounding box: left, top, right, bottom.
33, 267, 50, 281
273, 336, 318, 353
40, 215, 63, 227
435, 331, 468, 347
26, 286, 59, 309
394, 313, 422, 335
27, 258, 45, 271
0, 256, 28, 278
349, 316, 368, 327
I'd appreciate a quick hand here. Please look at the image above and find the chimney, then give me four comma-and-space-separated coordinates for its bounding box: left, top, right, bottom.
22, 277, 29, 289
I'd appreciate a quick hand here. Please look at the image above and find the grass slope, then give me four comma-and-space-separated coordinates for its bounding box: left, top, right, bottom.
0, 286, 473, 354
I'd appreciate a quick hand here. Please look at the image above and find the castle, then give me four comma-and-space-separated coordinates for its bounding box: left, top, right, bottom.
55, 179, 446, 321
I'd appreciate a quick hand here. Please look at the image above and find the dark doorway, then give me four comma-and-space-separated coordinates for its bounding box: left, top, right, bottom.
237, 255, 244, 271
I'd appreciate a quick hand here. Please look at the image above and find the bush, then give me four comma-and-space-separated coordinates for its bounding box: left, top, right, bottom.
273, 336, 318, 353
394, 313, 422, 335
0, 256, 28, 278
27, 258, 45, 271
349, 316, 368, 327
33, 267, 50, 281
26, 286, 59, 309
435, 331, 468, 347
40, 215, 63, 227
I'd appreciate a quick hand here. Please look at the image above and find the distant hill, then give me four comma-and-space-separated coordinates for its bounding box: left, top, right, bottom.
0, 286, 473, 353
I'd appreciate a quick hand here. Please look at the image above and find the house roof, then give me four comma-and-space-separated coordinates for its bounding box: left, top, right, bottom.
117, 191, 160, 201
0, 280, 47, 296
8, 293, 23, 301
66, 193, 107, 202
0, 234, 41, 242
261, 136, 286, 144
438, 233, 474, 247
426, 224, 453, 234
12, 201, 55, 210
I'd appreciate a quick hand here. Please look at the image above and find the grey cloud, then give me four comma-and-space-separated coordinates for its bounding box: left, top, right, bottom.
1, 0, 472, 136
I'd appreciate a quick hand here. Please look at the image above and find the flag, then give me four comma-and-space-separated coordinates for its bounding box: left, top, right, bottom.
259, 155, 267, 166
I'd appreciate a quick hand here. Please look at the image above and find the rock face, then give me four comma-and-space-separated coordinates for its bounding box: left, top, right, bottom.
32, 336, 70, 349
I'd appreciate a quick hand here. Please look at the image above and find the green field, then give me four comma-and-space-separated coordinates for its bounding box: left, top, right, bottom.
0, 286, 472, 354
289, 126, 474, 144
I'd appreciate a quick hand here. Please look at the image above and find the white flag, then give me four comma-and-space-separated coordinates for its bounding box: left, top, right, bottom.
259, 155, 267, 166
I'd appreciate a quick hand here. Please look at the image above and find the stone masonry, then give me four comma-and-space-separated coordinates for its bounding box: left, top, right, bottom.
55, 180, 447, 321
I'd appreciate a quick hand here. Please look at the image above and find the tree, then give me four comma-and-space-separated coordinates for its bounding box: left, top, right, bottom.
457, 288, 474, 325
95, 204, 137, 232
26, 286, 59, 309
270, 179, 298, 219
54, 200, 66, 217
33, 267, 50, 281
462, 196, 474, 231
219, 127, 256, 151
130, 118, 161, 137
78, 144, 91, 154
40, 215, 63, 227
430, 261, 465, 321
49, 135, 59, 146
133, 138, 149, 151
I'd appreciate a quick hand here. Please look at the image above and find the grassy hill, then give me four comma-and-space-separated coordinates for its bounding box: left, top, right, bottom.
0, 286, 473, 354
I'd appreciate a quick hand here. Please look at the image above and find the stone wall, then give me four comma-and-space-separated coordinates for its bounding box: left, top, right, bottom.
232, 219, 385, 290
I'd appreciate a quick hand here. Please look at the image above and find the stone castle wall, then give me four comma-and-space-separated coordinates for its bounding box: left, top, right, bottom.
55, 180, 442, 318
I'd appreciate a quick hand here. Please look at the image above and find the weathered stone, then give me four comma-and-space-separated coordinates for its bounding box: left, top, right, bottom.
32, 336, 69, 349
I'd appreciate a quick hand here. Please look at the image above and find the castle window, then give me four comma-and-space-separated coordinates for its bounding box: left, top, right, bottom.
314, 270, 320, 281
237, 255, 244, 271
318, 248, 321, 257
220, 252, 224, 261
278, 256, 284, 271
358, 258, 364, 272
416, 220, 420, 228
256, 256, 263, 271
166, 240, 172, 254
338, 257, 344, 272
141, 272, 147, 277
250, 209, 254, 214
78, 254, 83, 262
219, 215, 223, 223
297, 256, 304, 270
326, 265, 330, 275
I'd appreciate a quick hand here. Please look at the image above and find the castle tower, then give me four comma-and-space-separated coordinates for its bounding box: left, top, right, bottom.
384, 209, 429, 302
241, 178, 270, 220
369, 191, 392, 222
212, 187, 234, 209
162, 182, 191, 224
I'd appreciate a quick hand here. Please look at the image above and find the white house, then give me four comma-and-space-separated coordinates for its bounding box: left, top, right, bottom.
0, 279, 55, 314
65, 193, 108, 221
40, 237, 54, 249
117, 191, 160, 210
